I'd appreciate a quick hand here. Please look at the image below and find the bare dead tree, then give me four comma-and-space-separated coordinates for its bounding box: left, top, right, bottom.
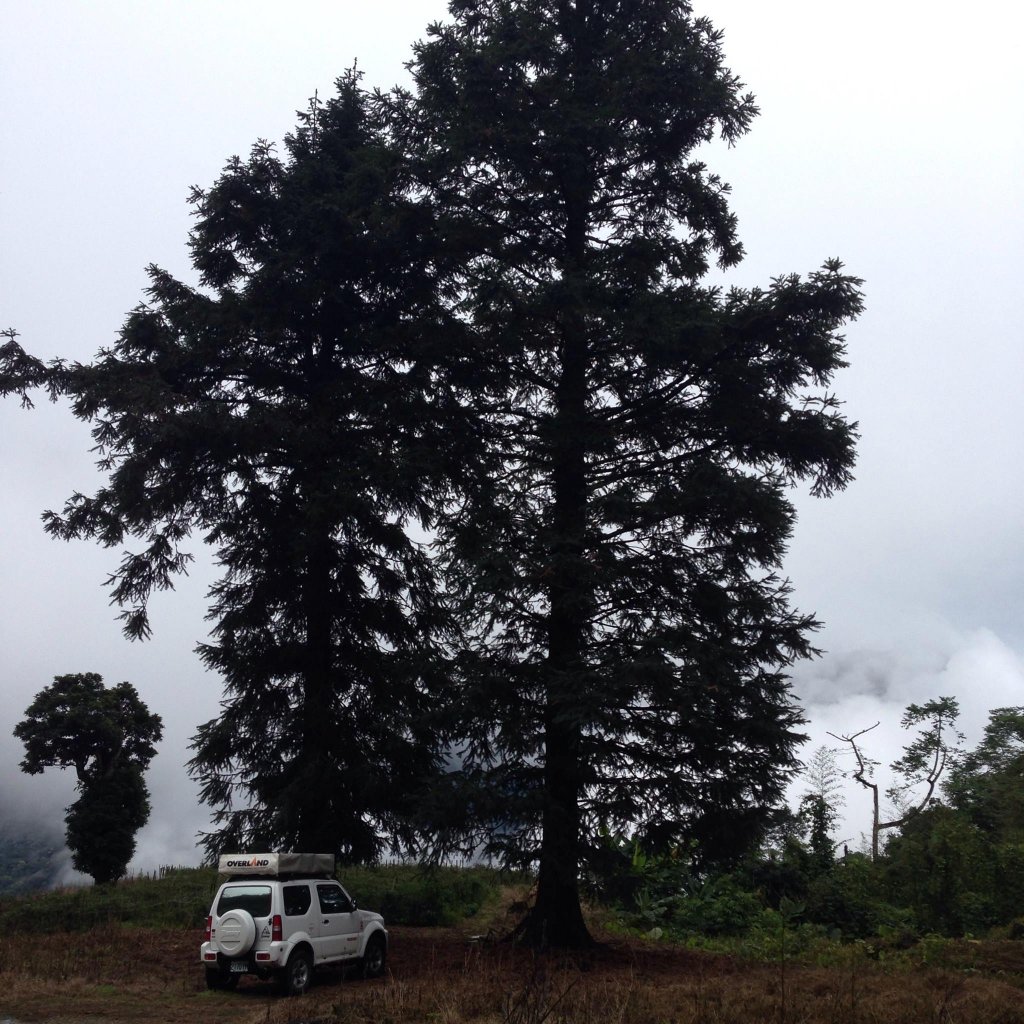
830, 698, 963, 860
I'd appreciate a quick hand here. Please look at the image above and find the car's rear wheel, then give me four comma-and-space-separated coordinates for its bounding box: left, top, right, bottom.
280, 948, 313, 996
360, 934, 387, 979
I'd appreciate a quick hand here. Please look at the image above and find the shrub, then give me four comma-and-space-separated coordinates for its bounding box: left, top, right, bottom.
339, 865, 503, 926
804, 854, 909, 939
661, 874, 763, 938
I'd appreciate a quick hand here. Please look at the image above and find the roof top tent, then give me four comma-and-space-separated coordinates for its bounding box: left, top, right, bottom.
217, 853, 336, 879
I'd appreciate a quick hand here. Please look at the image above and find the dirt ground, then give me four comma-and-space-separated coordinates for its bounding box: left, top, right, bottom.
4, 926, 1024, 1024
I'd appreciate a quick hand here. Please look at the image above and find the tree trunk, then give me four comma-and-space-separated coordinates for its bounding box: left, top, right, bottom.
517, 711, 593, 947
295, 472, 340, 853
517, 12, 597, 943
517, 220, 595, 947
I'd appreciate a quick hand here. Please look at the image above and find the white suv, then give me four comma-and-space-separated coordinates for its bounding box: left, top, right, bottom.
200, 853, 388, 996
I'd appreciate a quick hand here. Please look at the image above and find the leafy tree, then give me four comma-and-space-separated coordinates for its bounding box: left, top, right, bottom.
883, 803, 997, 935
402, 0, 862, 946
4, 75, 463, 860
13, 673, 162, 884
64, 765, 152, 886
803, 852, 905, 939
798, 795, 836, 875
797, 745, 846, 872
830, 697, 963, 860
945, 706, 1024, 839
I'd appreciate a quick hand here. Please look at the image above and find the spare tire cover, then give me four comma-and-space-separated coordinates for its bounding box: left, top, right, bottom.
217, 909, 257, 956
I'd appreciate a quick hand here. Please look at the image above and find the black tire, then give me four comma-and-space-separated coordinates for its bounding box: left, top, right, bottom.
360, 934, 387, 979
205, 967, 240, 991
280, 948, 313, 996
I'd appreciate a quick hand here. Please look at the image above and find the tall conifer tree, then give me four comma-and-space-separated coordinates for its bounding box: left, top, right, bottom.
11, 74, 462, 860
401, 0, 863, 945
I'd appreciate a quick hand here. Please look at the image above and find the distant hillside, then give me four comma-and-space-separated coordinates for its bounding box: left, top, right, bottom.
0, 829, 62, 893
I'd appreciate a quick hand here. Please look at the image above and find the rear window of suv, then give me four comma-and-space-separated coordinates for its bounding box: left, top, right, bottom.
283, 884, 312, 916
216, 884, 272, 918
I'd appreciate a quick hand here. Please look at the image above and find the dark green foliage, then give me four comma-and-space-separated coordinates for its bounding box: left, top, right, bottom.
3, 3, 860, 943
833, 698, 963, 861
179, 81, 460, 859
590, 830, 911, 944
65, 766, 151, 886
5, 75, 463, 862
583, 830, 694, 910
13, 673, 162, 886
587, 832, 762, 939
804, 854, 908, 940
0, 866, 220, 933
663, 875, 764, 938
875, 708, 1024, 937
798, 795, 837, 875
945, 706, 1024, 838
402, 0, 861, 945
887, 698, 964, 810
0, 327, 57, 407
798, 745, 844, 873
883, 805, 997, 935
0, 863, 501, 934
339, 864, 502, 926
744, 836, 812, 911
14, 673, 161, 783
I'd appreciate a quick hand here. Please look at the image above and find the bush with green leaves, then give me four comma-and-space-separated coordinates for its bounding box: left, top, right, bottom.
883, 805, 998, 935
583, 831, 693, 910
338, 864, 503, 926
805, 853, 910, 939
658, 874, 764, 938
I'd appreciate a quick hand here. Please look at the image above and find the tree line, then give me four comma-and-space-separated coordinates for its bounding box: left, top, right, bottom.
1, 0, 863, 948
704, 701, 1024, 941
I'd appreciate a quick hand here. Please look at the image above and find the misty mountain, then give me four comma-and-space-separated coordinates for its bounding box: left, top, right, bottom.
0, 828, 62, 894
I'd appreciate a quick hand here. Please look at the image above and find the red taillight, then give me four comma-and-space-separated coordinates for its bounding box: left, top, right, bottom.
203, 915, 212, 942
271, 914, 283, 942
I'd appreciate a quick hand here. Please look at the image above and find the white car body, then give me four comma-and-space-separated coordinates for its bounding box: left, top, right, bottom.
200, 854, 387, 995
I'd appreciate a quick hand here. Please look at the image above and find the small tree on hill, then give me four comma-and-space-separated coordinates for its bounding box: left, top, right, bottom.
14, 672, 163, 884
798, 745, 845, 872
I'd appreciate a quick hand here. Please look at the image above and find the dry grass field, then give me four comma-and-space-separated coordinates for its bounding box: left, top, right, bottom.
4, 923, 1024, 1024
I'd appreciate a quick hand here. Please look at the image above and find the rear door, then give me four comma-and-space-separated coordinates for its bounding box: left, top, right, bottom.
281, 882, 319, 955
316, 883, 360, 960
213, 883, 273, 966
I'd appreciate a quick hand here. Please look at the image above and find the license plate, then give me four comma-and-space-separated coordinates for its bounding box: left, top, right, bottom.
229, 961, 249, 973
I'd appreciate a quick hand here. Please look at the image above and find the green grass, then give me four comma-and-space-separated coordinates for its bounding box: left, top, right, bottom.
340, 863, 506, 926
0, 866, 220, 932
0, 862, 512, 934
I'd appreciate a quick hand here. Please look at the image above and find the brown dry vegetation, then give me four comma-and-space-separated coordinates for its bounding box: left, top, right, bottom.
5, 924, 1024, 1024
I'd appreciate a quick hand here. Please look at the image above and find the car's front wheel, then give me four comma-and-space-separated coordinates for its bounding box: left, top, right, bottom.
279, 948, 313, 996
360, 934, 387, 979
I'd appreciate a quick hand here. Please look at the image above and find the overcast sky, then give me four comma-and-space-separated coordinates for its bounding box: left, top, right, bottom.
2, 1, 1022, 876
